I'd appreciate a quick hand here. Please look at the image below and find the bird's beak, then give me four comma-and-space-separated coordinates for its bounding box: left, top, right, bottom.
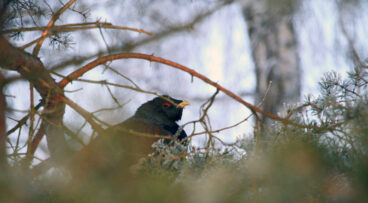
177, 100, 190, 108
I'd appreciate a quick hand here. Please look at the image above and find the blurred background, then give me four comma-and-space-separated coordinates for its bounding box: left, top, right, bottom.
2, 0, 368, 202
3, 0, 368, 160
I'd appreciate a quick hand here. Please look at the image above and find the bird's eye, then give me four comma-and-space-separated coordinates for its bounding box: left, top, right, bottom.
162, 102, 172, 107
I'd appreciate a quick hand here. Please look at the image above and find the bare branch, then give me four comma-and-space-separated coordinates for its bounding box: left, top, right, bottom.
338, 10, 367, 69
32, 0, 76, 56
57, 52, 322, 129
2, 22, 152, 35
48, 0, 232, 73
59, 96, 105, 136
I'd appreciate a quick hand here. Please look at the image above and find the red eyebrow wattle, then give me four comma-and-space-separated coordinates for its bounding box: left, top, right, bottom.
162, 102, 172, 107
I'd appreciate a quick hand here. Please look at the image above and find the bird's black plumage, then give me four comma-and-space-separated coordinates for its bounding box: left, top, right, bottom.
71, 95, 189, 181
80, 95, 189, 161
110, 95, 189, 145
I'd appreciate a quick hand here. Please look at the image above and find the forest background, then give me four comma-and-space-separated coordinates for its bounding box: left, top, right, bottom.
0, 0, 367, 202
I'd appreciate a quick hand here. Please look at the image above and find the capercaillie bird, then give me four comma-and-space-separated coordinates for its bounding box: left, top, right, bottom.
72, 95, 190, 177
98, 95, 189, 156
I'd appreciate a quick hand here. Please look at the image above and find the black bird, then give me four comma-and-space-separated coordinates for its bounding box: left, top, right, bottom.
74, 95, 190, 175
103, 95, 190, 157
67, 95, 189, 192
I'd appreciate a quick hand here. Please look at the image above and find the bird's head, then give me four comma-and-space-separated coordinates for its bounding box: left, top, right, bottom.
134, 95, 190, 125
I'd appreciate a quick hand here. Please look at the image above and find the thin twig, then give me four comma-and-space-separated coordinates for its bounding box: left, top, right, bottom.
2, 22, 152, 35
60, 96, 105, 136
32, 0, 76, 56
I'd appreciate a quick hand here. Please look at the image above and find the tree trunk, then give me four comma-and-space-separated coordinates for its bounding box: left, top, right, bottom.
0, 37, 70, 164
242, 1, 301, 137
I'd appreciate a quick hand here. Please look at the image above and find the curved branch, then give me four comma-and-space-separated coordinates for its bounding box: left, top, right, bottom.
58, 53, 311, 128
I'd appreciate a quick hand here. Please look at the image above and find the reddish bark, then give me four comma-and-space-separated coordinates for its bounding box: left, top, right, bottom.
0, 36, 68, 162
